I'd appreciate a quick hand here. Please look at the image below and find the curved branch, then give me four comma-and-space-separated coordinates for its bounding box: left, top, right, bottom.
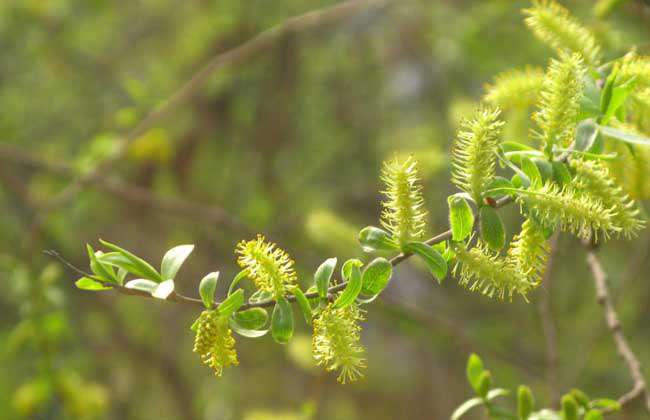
585, 248, 650, 413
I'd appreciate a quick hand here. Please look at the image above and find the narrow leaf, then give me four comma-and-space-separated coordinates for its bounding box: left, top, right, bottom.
271, 297, 294, 344
600, 125, 650, 145
451, 398, 483, 420
314, 257, 337, 299
160, 244, 194, 281
479, 206, 506, 251
404, 242, 447, 283
334, 260, 363, 309
361, 257, 393, 295
232, 308, 268, 330
448, 195, 475, 241
75, 277, 112, 291
99, 239, 162, 282
199, 271, 219, 309
229, 318, 269, 338
151, 279, 174, 299
125, 279, 158, 293
217, 289, 244, 317
358, 226, 398, 252
466, 353, 484, 392
292, 287, 313, 324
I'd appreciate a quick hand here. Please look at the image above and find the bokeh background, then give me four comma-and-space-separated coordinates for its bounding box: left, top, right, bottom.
1, 0, 650, 419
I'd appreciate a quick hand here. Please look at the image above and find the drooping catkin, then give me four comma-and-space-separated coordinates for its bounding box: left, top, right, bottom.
193, 310, 239, 376
453, 242, 535, 301
570, 158, 645, 238
312, 303, 366, 384
507, 218, 550, 286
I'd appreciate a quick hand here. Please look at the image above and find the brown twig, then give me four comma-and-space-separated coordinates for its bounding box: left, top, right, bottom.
585, 248, 650, 413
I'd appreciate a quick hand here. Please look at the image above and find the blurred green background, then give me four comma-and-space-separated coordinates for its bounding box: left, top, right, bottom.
1, 0, 649, 419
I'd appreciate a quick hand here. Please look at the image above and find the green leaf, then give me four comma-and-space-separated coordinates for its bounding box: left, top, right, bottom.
521, 157, 542, 188
448, 195, 475, 241
603, 78, 635, 123
98, 240, 162, 282
570, 389, 590, 408
477, 371, 492, 399
217, 289, 244, 317
588, 399, 620, 411
466, 353, 485, 392
451, 397, 483, 420
600, 125, 650, 145
249, 289, 274, 304
334, 260, 363, 309
404, 242, 447, 283
152, 279, 175, 299
575, 119, 599, 151
487, 388, 510, 401
532, 158, 553, 183
479, 206, 506, 251
228, 269, 249, 296
292, 287, 313, 324
360, 257, 393, 295
358, 226, 398, 252
160, 244, 194, 280
232, 308, 268, 330
271, 297, 294, 344
561, 395, 578, 420
485, 177, 514, 199
518, 385, 534, 420
600, 68, 617, 116
229, 318, 269, 338
552, 162, 571, 186
86, 244, 117, 283
75, 277, 112, 291
199, 271, 219, 309
124, 279, 158, 293
314, 257, 337, 299
579, 75, 602, 120
583, 410, 603, 420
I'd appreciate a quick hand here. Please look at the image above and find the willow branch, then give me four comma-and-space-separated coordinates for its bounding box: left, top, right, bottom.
50, 195, 516, 312
37, 0, 390, 214
585, 247, 650, 413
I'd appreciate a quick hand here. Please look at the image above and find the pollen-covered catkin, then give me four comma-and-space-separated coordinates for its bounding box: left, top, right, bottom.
523, 0, 602, 67
312, 303, 366, 384
193, 310, 239, 376
453, 242, 535, 301
236, 234, 297, 296
484, 67, 545, 109
380, 156, 427, 247
507, 218, 550, 286
570, 158, 645, 238
518, 182, 618, 241
451, 106, 504, 202
534, 52, 585, 155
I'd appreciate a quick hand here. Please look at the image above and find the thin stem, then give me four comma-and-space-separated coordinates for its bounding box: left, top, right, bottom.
585, 247, 650, 413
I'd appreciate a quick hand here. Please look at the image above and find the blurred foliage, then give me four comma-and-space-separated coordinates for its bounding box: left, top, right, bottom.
1, 0, 650, 419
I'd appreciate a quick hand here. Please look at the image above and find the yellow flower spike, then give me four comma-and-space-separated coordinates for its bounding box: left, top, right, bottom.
484, 67, 545, 110
193, 310, 239, 376
236, 235, 297, 296
507, 219, 550, 287
312, 303, 366, 384
380, 156, 427, 247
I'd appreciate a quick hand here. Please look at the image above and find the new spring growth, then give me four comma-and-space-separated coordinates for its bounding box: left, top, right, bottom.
236, 234, 297, 297
570, 158, 645, 238
518, 182, 618, 241
507, 219, 550, 287
193, 310, 239, 376
312, 303, 366, 384
484, 67, 545, 110
451, 106, 504, 203
523, 0, 602, 67
453, 241, 535, 301
380, 156, 427, 248
534, 52, 585, 157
